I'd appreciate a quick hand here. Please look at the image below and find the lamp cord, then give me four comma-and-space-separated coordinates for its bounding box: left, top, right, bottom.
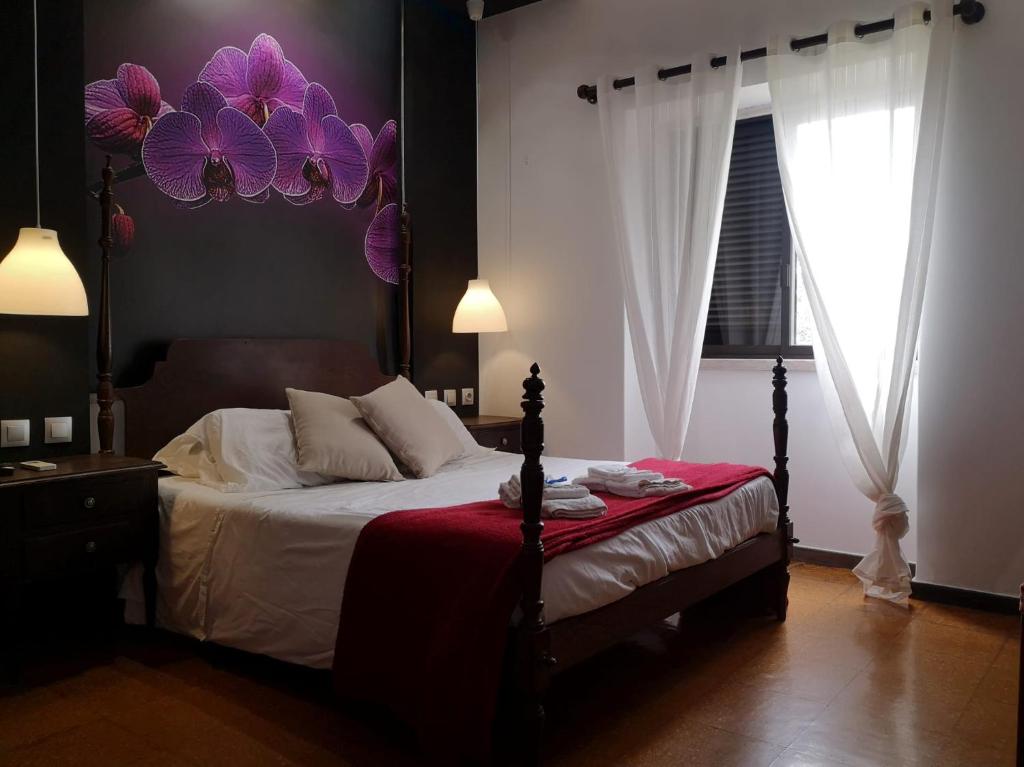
33, 0, 41, 228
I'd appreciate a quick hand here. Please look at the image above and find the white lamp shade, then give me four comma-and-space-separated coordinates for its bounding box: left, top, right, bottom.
0, 228, 88, 317
452, 278, 508, 333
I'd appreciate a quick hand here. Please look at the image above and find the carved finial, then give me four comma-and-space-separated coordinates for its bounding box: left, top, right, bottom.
523, 363, 544, 401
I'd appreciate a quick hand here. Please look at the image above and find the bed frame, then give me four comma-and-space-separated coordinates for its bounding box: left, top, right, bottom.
115, 338, 792, 766
513, 360, 793, 764
105, 179, 793, 763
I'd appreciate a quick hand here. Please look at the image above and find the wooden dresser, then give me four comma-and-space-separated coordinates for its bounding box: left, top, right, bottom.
460, 415, 523, 453
0, 455, 161, 681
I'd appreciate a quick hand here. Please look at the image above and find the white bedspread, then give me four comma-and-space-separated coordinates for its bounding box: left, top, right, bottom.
125, 452, 777, 669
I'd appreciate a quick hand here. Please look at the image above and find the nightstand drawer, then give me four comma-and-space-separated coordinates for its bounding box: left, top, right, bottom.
474, 426, 521, 453
23, 519, 141, 580
23, 474, 152, 531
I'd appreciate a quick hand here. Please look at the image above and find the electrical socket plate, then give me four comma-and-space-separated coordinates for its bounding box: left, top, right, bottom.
424, 390, 439, 400
444, 389, 457, 406
44, 416, 73, 444
1, 419, 30, 448
461, 388, 475, 406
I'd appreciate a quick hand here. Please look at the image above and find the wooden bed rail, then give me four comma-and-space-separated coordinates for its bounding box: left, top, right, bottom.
518, 363, 553, 765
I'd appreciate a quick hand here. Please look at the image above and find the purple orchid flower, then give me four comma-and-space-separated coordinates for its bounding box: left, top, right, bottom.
365, 203, 400, 285
351, 120, 398, 212
85, 64, 174, 154
142, 82, 276, 205
263, 83, 369, 206
199, 34, 307, 127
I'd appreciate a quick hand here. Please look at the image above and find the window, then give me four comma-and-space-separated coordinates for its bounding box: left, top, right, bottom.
703, 115, 813, 359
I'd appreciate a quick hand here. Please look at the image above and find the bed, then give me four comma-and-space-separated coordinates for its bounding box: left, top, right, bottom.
114, 336, 794, 766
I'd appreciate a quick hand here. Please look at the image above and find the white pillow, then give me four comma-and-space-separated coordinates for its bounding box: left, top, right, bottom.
350, 376, 463, 478
428, 400, 491, 459
154, 409, 329, 493
287, 388, 404, 481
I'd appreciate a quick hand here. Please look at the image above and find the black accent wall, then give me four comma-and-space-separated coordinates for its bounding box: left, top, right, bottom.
0, 0, 90, 461
404, 0, 479, 414
0, 0, 481, 459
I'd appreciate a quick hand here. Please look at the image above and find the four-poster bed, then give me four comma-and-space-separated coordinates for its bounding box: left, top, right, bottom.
99, 160, 793, 767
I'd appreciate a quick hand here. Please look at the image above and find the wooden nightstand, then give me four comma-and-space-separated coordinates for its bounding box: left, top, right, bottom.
0, 455, 162, 681
460, 415, 522, 453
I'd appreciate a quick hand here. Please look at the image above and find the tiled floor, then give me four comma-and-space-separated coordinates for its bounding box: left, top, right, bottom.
0, 563, 1018, 766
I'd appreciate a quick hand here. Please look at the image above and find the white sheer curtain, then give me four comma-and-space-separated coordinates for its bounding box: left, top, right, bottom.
768, 2, 953, 601
598, 57, 741, 460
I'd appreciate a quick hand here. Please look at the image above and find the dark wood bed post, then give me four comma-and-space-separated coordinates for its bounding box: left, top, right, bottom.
518, 363, 555, 766
772, 356, 794, 620
96, 157, 116, 454
398, 205, 412, 380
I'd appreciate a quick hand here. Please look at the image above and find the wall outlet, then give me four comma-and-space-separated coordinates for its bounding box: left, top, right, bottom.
461, 388, 475, 406
1, 419, 30, 448
444, 389, 457, 406
424, 389, 439, 400
44, 416, 73, 444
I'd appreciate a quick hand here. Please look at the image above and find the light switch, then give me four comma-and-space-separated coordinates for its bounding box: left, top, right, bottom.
461, 388, 475, 406
444, 389, 457, 406
424, 390, 439, 401
1, 419, 30, 448
45, 416, 73, 444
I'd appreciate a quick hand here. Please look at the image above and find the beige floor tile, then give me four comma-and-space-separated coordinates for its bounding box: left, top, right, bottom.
952, 691, 1018, 752
901, 617, 1007, 664
648, 719, 784, 767
916, 602, 1019, 638
789, 711, 949, 767
823, 675, 971, 735
936, 735, 1017, 767
0, 718, 154, 767
689, 681, 826, 746
0, 687, 102, 753
769, 747, 851, 766
992, 635, 1020, 673
974, 656, 1019, 706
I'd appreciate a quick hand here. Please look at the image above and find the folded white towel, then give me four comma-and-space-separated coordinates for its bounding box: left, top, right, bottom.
573, 472, 691, 499
604, 478, 689, 498
499, 474, 593, 509
543, 484, 590, 500
542, 495, 607, 519
587, 465, 665, 483
574, 476, 609, 492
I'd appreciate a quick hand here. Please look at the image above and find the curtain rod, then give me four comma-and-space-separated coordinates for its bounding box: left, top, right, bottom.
576, 0, 985, 104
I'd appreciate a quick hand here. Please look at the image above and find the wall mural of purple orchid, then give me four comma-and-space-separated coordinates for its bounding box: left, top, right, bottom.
84, 34, 400, 284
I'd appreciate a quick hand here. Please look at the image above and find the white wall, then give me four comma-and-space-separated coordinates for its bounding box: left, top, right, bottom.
916, 0, 1024, 597
478, 0, 1019, 592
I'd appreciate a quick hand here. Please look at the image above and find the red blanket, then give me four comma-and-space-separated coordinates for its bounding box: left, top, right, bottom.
332, 459, 771, 763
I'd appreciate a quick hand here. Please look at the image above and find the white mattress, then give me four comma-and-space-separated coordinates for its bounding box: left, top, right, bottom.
124, 451, 777, 669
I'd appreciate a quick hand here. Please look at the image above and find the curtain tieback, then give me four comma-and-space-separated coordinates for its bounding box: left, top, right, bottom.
872, 493, 910, 539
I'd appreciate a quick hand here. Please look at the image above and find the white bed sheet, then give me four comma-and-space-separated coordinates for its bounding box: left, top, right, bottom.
125, 451, 777, 669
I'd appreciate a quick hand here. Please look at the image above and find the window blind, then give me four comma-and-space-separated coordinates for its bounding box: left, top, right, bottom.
703, 115, 790, 349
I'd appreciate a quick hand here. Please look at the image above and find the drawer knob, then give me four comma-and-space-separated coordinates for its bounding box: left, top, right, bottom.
500, 437, 509, 446
84, 541, 97, 554
83, 496, 96, 509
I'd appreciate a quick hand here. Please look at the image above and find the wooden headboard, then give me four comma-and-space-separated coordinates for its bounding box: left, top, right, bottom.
115, 338, 394, 459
